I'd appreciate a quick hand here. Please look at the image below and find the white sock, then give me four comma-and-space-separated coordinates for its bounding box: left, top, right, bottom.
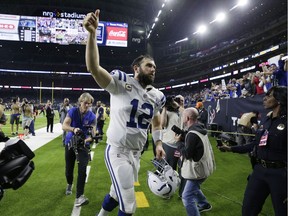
98, 208, 109, 216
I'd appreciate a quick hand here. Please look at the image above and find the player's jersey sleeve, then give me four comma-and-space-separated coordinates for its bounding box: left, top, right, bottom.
152, 88, 166, 115
105, 69, 128, 95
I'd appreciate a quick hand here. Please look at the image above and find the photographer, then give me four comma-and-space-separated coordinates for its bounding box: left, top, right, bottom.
161, 95, 185, 197
160, 95, 184, 169
62, 93, 96, 207
236, 110, 259, 145
176, 107, 215, 215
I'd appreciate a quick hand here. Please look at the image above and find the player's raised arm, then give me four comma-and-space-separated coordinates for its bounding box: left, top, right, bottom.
84, 9, 112, 89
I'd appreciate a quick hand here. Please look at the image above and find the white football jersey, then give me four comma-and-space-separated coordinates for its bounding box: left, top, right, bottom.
105, 70, 166, 150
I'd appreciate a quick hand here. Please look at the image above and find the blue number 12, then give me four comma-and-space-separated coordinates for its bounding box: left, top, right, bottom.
126, 99, 153, 129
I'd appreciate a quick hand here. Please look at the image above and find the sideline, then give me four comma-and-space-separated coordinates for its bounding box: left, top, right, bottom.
0, 123, 63, 152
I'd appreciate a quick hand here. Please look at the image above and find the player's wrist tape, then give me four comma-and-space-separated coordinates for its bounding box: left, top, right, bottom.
152, 130, 163, 142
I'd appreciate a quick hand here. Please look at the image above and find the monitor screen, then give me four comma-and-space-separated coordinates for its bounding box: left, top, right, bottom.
0, 13, 128, 47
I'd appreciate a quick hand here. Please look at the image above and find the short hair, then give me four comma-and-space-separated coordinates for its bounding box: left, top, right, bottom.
131, 55, 154, 71
184, 107, 199, 121
78, 92, 94, 104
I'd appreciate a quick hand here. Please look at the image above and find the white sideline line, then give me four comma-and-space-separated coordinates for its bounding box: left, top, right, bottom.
0, 123, 63, 152
71, 205, 82, 216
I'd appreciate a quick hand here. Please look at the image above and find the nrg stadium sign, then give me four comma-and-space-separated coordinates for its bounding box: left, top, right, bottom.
42, 10, 86, 19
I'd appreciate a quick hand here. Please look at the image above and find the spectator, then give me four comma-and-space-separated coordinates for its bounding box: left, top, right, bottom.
252, 71, 265, 95
263, 54, 287, 87
195, 102, 208, 128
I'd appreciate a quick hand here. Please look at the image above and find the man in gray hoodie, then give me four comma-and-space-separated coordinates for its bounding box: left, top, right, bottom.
176, 107, 215, 216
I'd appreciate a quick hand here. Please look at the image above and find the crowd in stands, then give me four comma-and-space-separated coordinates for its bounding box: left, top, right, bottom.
0, 52, 287, 113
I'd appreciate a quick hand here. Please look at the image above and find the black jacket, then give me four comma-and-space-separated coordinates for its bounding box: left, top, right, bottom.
178, 123, 207, 162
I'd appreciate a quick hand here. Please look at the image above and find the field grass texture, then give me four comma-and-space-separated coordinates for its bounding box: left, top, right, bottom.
0, 112, 273, 216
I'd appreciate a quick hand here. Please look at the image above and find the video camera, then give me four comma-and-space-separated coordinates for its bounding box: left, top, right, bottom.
0, 138, 35, 201
83, 125, 102, 142
164, 96, 179, 112
215, 132, 238, 146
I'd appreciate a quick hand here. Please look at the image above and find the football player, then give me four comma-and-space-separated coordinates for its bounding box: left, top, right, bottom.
84, 9, 166, 216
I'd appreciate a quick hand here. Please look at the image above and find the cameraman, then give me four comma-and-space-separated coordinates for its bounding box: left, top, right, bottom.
160, 95, 185, 197
62, 93, 96, 207
160, 95, 184, 170
176, 107, 215, 215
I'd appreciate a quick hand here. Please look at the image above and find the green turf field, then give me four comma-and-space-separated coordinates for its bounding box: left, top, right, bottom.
0, 112, 273, 216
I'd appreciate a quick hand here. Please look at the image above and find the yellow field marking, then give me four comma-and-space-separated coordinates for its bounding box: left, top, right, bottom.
135, 191, 149, 208
134, 181, 140, 186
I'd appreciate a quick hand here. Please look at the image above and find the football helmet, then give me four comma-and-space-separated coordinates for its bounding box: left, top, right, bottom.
147, 158, 180, 199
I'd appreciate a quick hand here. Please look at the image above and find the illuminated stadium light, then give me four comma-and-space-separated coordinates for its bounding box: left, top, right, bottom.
238, 0, 248, 7
195, 25, 207, 34
0, 69, 51, 74
83, 88, 105, 91
210, 73, 231, 81
215, 12, 226, 22
155, 17, 159, 22
175, 37, 188, 44
240, 66, 256, 73
172, 83, 186, 88
230, 0, 249, 11
210, 12, 226, 24
190, 81, 199, 85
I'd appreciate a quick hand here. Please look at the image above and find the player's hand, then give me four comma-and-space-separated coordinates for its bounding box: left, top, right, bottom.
83, 9, 100, 34
155, 142, 166, 160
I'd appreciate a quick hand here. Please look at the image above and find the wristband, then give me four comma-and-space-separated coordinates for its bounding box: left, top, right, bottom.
152, 130, 163, 142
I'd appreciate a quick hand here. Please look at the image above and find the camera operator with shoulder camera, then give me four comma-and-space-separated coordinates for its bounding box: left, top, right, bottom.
175, 107, 215, 215
62, 93, 96, 207
160, 95, 184, 169
161, 95, 185, 197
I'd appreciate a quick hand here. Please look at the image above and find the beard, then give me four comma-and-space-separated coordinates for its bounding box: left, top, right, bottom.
137, 67, 154, 87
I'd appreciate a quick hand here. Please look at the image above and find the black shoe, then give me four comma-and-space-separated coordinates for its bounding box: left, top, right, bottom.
198, 204, 212, 213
